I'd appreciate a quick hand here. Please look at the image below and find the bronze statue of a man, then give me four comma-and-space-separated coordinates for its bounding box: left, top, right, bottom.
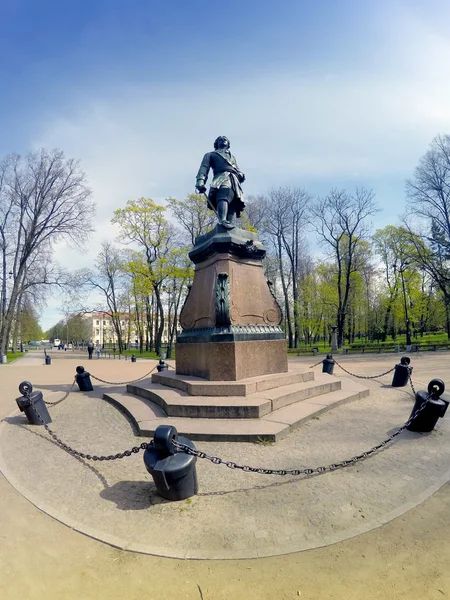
196, 136, 245, 229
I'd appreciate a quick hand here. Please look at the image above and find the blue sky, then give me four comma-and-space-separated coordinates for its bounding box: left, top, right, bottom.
1, 0, 450, 329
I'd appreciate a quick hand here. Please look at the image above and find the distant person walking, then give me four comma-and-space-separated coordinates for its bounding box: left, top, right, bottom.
96, 343, 100, 360
87, 342, 94, 360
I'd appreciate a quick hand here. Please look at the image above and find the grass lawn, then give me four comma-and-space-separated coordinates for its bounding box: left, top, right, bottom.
4, 352, 23, 363
288, 331, 450, 354
103, 349, 174, 360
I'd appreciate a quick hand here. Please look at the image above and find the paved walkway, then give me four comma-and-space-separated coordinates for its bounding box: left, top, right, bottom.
1, 351, 449, 560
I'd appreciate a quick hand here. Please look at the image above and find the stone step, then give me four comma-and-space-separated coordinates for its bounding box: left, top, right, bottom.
104, 377, 368, 442
126, 375, 341, 419
151, 368, 314, 397
126, 383, 270, 419
254, 373, 342, 411
261, 377, 369, 432
103, 391, 167, 430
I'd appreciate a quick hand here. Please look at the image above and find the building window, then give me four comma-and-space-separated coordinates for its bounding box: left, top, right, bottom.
96, 329, 99, 335
96, 320, 99, 325
103, 321, 107, 326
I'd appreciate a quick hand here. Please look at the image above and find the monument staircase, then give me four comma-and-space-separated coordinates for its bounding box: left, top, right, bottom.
103, 367, 368, 442
103, 224, 369, 442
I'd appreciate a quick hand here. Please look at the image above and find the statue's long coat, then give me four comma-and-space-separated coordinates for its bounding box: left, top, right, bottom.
196, 150, 245, 217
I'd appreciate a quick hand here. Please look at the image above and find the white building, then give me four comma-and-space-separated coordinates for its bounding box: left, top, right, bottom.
83, 312, 174, 346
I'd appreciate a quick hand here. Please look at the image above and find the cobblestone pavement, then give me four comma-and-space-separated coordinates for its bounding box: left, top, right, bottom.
1, 352, 450, 559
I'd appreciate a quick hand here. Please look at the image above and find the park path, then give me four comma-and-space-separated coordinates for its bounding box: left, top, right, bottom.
0, 351, 450, 599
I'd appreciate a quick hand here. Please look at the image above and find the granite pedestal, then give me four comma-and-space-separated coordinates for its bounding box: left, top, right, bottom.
176, 225, 287, 381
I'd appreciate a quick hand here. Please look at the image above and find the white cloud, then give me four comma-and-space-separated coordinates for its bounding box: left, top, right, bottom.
32, 7, 450, 327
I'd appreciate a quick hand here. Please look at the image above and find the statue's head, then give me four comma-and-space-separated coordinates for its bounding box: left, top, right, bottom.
214, 136, 230, 150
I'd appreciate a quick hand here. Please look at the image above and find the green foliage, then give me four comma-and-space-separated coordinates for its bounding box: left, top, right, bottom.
5, 351, 23, 363
112, 198, 169, 255
45, 314, 91, 343
19, 304, 43, 342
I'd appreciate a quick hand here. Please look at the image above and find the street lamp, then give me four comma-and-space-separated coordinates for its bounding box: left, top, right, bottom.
393, 262, 412, 347
162, 285, 173, 359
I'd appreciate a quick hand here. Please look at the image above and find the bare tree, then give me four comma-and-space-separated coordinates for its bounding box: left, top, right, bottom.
0, 149, 94, 360
238, 194, 267, 231
405, 134, 450, 336
167, 194, 215, 246
263, 187, 310, 348
310, 188, 378, 348
81, 242, 127, 351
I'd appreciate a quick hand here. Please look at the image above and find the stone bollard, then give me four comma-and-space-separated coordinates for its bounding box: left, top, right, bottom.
391, 356, 412, 387
131, 354, 136, 363
407, 379, 448, 433
16, 381, 52, 425
75, 366, 94, 392
157, 359, 169, 372
143, 425, 198, 501
322, 354, 335, 375
45, 354, 51, 365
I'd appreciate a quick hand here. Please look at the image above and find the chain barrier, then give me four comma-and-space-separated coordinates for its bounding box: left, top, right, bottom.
333, 359, 395, 380
44, 379, 76, 406
26, 385, 430, 469
309, 360, 323, 369
89, 365, 158, 386
27, 397, 152, 461
408, 371, 416, 396
173, 396, 430, 476
22, 375, 433, 471
21, 354, 429, 471
333, 360, 417, 400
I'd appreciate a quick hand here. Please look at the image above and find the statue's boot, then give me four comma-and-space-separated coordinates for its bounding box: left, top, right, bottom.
220, 219, 235, 229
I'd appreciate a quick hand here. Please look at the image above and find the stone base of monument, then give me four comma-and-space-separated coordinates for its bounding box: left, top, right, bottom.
103, 365, 369, 442
101, 225, 367, 441
176, 224, 287, 381
175, 339, 288, 380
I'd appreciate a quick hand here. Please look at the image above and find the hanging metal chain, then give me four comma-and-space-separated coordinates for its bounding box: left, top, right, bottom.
408, 370, 416, 396
89, 365, 158, 386
27, 399, 152, 461
309, 360, 323, 369
44, 379, 76, 406
333, 359, 395, 380
25, 383, 430, 469
173, 396, 430, 476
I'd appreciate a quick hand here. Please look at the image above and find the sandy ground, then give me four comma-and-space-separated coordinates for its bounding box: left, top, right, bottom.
1, 350, 450, 599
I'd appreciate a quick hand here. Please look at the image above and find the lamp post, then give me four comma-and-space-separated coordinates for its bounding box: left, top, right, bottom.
162, 286, 173, 359
393, 262, 412, 347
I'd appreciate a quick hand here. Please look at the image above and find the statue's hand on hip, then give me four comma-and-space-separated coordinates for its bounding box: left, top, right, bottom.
196, 184, 207, 194
237, 172, 245, 183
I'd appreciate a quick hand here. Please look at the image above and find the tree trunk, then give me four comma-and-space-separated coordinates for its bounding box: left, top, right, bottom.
277, 238, 293, 347
11, 295, 22, 352
445, 297, 450, 340
145, 296, 151, 351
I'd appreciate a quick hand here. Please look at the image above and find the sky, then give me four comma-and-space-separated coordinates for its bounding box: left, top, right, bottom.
1, 0, 450, 330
